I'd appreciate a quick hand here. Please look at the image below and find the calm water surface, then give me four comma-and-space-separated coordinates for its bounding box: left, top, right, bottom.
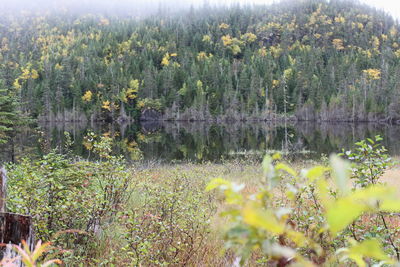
2, 121, 400, 163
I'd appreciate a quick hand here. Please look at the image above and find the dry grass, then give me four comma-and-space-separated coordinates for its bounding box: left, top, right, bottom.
381, 164, 400, 190
96, 159, 400, 266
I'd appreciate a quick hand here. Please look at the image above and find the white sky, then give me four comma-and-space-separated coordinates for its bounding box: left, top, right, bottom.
0, 0, 399, 20
361, 0, 400, 19
224, 0, 400, 19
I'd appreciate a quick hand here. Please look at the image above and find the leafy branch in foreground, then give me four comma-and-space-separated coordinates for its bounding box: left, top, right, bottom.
0, 240, 62, 267
207, 138, 400, 266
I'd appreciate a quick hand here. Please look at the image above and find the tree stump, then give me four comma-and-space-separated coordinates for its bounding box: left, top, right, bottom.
0, 167, 34, 261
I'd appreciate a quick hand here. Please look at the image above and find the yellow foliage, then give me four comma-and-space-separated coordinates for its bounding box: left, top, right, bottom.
243, 204, 285, 234
338, 239, 390, 267
272, 79, 280, 88
283, 68, 293, 80
19, 64, 39, 80
83, 140, 93, 150
196, 80, 203, 89
351, 22, 363, 30
202, 35, 211, 43
258, 47, 267, 57
221, 35, 243, 55
102, 100, 111, 111
270, 45, 282, 58
13, 79, 21, 89
332, 39, 344, 50
121, 79, 140, 103
20, 68, 31, 80
356, 14, 370, 20
371, 36, 380, 49
221, 35, 233, 46
260, 88, 265, 97
55, 63, 63, 70
126, 88, 138, 100
172, 62, 181, 68
241, 32, 257, 43
263, 22, 282, 30
362, 68, 381, 80
334, 16, 346, 24
30, 69, 39, 79
82, 90, 93, 102
197, 51, 208, 60
129, 79, 139, 90
161, 53, 170, 66
362, 49, 373, 58
218, 23, 230, 29
395, 49, 400, 58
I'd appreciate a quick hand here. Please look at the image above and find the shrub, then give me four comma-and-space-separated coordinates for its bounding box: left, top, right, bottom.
207, 139, 400, 266
6, 134, 134, 263
114, 174, 215, 266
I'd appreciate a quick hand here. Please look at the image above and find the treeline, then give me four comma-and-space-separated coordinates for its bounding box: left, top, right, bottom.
1, 0, 400, 122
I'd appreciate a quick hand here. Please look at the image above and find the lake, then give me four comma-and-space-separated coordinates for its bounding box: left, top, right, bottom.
1, 121, 400, 163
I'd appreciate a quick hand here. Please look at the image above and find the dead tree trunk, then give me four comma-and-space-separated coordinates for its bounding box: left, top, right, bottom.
0, 167, 34, 261
0, 167, 6, 213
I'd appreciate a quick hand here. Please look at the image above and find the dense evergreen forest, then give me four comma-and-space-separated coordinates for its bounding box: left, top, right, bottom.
1, 0, 400, 123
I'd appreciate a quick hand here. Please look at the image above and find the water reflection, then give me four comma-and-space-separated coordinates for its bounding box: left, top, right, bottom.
1, 121, 400, 163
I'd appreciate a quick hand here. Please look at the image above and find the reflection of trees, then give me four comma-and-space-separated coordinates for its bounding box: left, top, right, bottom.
0, 126, 39, 163
5, 121, 400, 163
295, 122, 400, 155
160, 122, 305, 161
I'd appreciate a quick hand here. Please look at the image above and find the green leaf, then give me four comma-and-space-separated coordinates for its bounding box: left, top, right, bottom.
224, 188, 243, 205
205, 178, 230, 192
342, 239, 390, 267
379, 200, 400, 212
326, 197, 368, 235
303, 166, 329, 181
262, 155, 278, 189
326, 185, 399, 234
275, 163, 297, 178
242, 205, 285, 234
330, 154, 350, 194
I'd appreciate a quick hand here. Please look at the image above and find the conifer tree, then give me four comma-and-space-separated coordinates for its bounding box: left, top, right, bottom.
0, 84, 20, 144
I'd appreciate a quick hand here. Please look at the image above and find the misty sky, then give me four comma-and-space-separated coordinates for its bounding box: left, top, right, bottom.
0, 0, 399, 19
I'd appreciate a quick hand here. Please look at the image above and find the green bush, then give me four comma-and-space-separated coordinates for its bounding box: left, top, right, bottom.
207, 138, 400, 266
6, 134, 134, 263
114, 174, 215, 266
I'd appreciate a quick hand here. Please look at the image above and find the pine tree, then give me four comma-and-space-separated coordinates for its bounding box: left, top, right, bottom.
0, 86, 20, 144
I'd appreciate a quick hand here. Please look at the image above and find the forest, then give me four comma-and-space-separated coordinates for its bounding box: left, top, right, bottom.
3, 0, 400, 266
1, 0, 400, 124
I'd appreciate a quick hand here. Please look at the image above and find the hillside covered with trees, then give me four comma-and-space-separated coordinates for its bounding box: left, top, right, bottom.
1, 0, 400, 122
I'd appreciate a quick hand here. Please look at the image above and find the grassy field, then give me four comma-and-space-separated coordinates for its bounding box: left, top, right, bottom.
91, 157, 340, 266
6, 144, 400, 266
